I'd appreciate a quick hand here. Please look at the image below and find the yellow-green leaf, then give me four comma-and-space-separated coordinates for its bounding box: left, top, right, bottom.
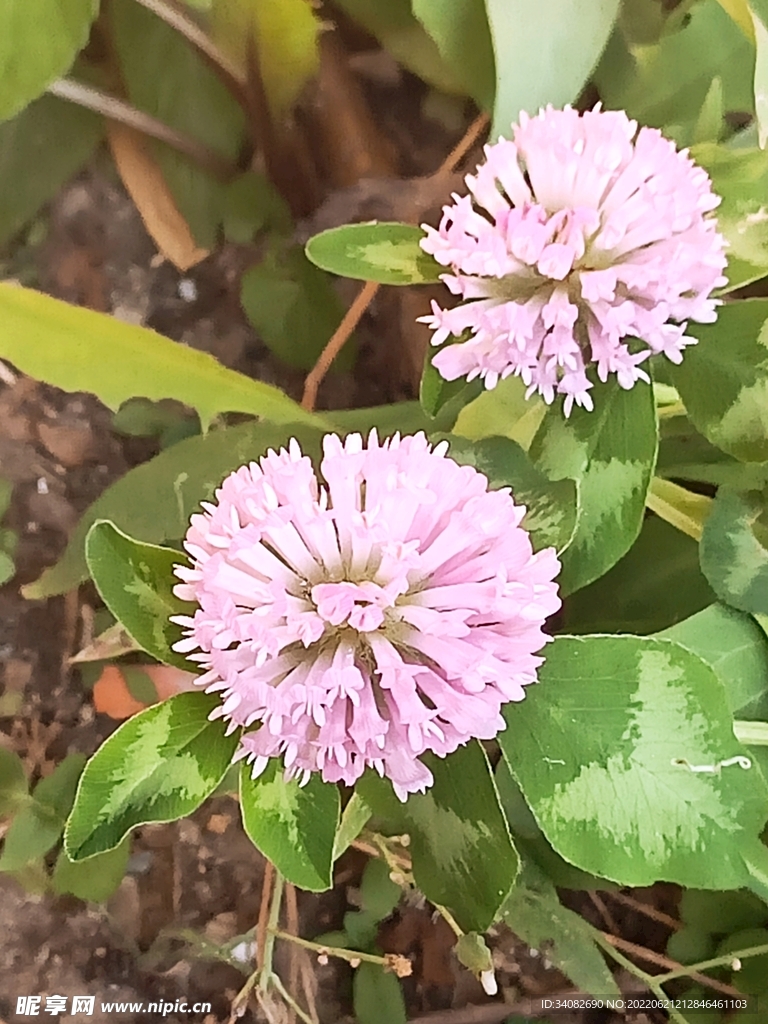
0, 284, 324, 431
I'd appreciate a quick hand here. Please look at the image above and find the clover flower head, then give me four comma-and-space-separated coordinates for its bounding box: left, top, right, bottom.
172, 432, 561, 800
419, 105, 728, 416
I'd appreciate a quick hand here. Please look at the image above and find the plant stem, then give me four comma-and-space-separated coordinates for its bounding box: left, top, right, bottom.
591, 931, 690, 1024
269, 929, 393, 969
259, 871, 285, 993
434, 904, 464, 939
300, 112, 490, 413
734, 720, 768, 746
645, 477, 712, 542
658, 942, 768, 983
270, 973, 316, 1024
48, 78, 238, 181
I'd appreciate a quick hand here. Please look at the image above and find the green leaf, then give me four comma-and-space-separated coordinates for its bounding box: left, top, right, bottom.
0, 0, 99, 122
502, 860, 620, 996
211, 0, 320, 116
305, 223, 442, 285
695, 144, 768, 292
239, 760, 339, 891
0, 754, 86, 872
0, 805, 65, 872
501, 635, 768, 889
109, 0, 245, 249
0, 551, 14, 586
658, 604, 768, 717
656, 412, 759, 489
52, 838, 130, 901
529, 378, 658, 595
0, 748, 27, 816
671, 300, 768, 463
439, 434, 578, 553
359, 857, 401, 920
222, 171, 291, 243
64, 692, 239, 860
680, 886, 768, 934
325, 402, 436, 437
333, 792, 372, 861
564, 516, 714, 636
25, 420, 325, 599
411, 0, 495, 108
0, 284, 323, 432
85, 521, 195, 671
485, 0, 620, 138
454, 932, 493, 974
358, 742, 519, 932
353, 962, 407, 1024
241, 245, 353, 371
700, 486, 768, 615
0, 95, 103, 246
332, 0, 465, 94
419, 350, 483, 421
595, 0, 755, 131
495, 758, 612, 890
451, 375, 540, 445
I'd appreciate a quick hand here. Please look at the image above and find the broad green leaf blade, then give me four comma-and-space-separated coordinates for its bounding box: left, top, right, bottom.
85, 521, 194, 671
353, 962, 407, 1024
656, 411, 757, 489
657, 604, 768, 717
0, 805, 66, 872
239, 761, 339, 891
440, 434, 578, 553
109, 0, 245, 249
671, 300, 768, 463
222, 171, 291, 243
325, 402, 436, 437
529, 379, 658, 595
501, 635, 768, 889
0, 754, 86, 872
700, 487, 768, 615
358, 742, 519, 932
241, 245, 353, 371
494, 758, 611, 890
485, 0, 620, 138
305, 223, 443, 285
0, 0, 99, 122
502, 861, 620, 997
695, 144, 768, 292
0, 95, 103, 246
25, 421, 325, 599
452, 375, 542, 445
53, 838, 130, 902
595, 0, 755, 131
564, 516, 714, 636
0, 284, 323, 431
65, 692, 239, 860
412, 0, 495, 108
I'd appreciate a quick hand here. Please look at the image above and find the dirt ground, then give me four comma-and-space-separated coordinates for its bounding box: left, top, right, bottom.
0, 55, 673, 1024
